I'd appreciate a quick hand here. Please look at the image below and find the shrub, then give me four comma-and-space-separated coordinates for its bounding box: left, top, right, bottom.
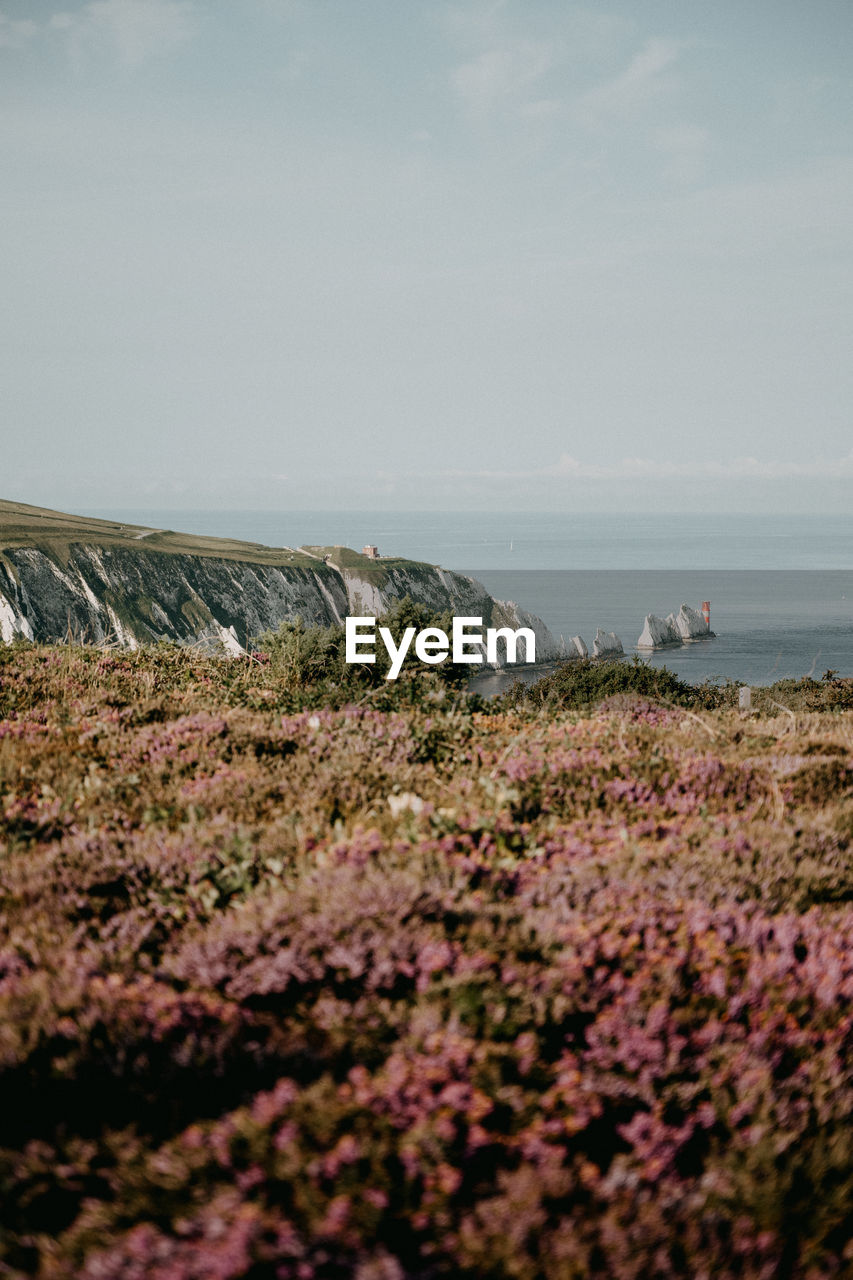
254, 597, 472, 708
504, 655, 699, 711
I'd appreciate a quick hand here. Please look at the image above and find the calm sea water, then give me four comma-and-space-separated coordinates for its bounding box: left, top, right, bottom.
94, 510, 853, 685
468, 571, 853, 689
95, 510, 853, 572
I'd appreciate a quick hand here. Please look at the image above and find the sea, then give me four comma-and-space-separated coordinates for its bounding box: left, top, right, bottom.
93, 510, 853, 688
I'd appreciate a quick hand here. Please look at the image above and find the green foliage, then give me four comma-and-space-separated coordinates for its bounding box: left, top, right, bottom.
750, 674, 853, 713
503, 656, 699, 711
255, 596, 471, 706
258, 617, 347, 685
501, 658, 853, 716
0, 497, 319, 567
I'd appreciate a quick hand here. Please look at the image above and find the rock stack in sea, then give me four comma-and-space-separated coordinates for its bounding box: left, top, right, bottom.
637, 614, 681, 650
593, 628, 624, 658
637, 603, 715, 650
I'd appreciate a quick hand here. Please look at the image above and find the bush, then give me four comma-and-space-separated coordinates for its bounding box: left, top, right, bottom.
504, 655, 699, 711
255, 597, 473, 706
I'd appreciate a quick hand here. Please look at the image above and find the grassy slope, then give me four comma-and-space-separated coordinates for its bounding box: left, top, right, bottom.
0, 499, 425, 574
302, 544, 440, 583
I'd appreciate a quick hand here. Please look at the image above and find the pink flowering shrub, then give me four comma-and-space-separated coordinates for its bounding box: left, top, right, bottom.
1, 644, 853, 1276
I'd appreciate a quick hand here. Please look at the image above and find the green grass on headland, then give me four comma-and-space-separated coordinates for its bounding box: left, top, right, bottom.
0, 499, 439, 574
0, 497, 323, 567
301, 544, 439, 583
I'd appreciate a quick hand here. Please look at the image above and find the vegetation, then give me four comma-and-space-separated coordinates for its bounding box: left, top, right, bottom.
301, 546, 425, 580
1, 641, 853, 1277
0, 498, 428, 572
501, 654, 700, 710
255, 599, 473, 701
502, 654, 853, 716
0, 497, 321, 568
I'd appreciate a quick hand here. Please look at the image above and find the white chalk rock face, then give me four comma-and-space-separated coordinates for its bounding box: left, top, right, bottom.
637, 613, 681, 650
0, 541, 558, 660
485, 599, 562, 666
570, 635, 588, 659
670, 604, 712, 641
0, 592, 35, 643
593, 628, 623, 657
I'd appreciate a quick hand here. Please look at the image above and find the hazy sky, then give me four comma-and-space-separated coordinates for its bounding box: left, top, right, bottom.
2, 0, 852, 512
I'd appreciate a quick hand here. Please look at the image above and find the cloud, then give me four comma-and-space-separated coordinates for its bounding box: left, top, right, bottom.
549, 451, 853, 481
85, 0, 194, 65
0, 14, 38, 48
28, 0, 196, 67
519, 97, 562, 121
653, 123, 709, 155
651, 122, 710, 180
576, 36, 683, 125
452, 40, 554, 119
441, 0, 511, 50
437, 450, 853, 484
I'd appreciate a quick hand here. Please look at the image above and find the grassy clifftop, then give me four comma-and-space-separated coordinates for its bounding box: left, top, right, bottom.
0, 500, 438, 578
0, 499, 319, 570
301, 544, 441, 581
0, 499, 499, 652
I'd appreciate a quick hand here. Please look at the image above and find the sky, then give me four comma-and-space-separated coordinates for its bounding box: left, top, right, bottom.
2, 0, 852, 513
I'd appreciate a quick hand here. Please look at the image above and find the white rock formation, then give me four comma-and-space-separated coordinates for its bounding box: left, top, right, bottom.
216, 623, 245, 657
480, 599, 562, 667
637, 613, 681, 650
105, 604, 138, 651
669, 604, 713, 641
0, 591, 34, 643
593, 628, 623, 658
569, 635, 588, 659
0, 541, 559, 666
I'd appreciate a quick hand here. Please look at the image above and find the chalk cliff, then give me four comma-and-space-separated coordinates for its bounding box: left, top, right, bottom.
0, 543, 350, 652
0, 501, 560, 669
